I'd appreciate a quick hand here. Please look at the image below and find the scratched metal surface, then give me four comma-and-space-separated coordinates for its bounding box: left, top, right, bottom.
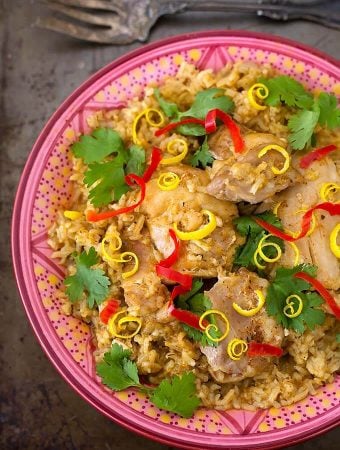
0, 0, 339, 449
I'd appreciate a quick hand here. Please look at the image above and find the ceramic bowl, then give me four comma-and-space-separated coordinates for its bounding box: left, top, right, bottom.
12, 31, 340, 449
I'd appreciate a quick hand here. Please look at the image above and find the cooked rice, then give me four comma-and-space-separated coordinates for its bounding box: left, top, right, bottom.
48, 61, 340, 410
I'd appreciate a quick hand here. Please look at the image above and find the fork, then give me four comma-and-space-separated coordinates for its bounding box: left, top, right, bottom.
36, 0, 340, 45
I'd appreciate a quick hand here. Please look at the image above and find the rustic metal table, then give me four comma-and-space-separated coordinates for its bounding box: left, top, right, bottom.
1, 0, 339, 448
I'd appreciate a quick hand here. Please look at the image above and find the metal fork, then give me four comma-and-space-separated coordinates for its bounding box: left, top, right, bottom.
36, 0, 340, 45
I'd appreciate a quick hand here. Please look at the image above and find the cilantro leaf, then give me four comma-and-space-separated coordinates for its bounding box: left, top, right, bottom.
178, 88, 234, 120
233, 212, 284, 272
260, 76, 314, 109
288, 109, 320, 150
96, 343, 140, 391
71, 128, 127, 164
154, 88, 179, 119
150, 372, 200, 418
190, 137, 214, 168
125, 145, 146, 176
175, 123, 207, 136
154, 87, 233, 136
96, 344, 200, 418
316, 92, 340, 129
266, 264, 326, 333
336, 334, 340, 343
84, 160, 129, 207
176, 279, 220, 347
64, 247, 110, 308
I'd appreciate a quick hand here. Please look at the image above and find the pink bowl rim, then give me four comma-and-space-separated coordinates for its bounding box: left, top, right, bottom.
11, 30, 340, 450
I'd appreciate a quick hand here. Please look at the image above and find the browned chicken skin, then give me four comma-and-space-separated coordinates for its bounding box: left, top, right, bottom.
276, 157, 340, 291
201, 269, 284, 383
141, 166, 243, 277
206, 126, 299, 203
121, 235, 169, 316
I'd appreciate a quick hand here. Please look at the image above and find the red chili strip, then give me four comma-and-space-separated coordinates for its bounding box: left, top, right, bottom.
299, 144, 337, 169
254, 202, 340, 242
157, 229, 180, 268
294, 272, 340, 319
154, 118, 205, 137
205, 109, 245, 153
142, 146, 162, 182
156, 265, 192, 289
169, 307, 204, 330
87, 174, 146, 222
99, 299, 120, 324
247, 342, 284, 358
155, 229, 207, 331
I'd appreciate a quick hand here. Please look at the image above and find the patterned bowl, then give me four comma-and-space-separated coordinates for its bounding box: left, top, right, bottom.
12, 31, 340, 449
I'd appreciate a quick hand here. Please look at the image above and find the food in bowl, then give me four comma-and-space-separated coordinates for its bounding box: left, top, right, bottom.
48, 61, 340, 418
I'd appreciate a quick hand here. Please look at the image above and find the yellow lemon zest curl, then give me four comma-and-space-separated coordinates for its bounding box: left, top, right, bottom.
258, 144, 290, 175
199, 309, 230, 343
160, 138, 188, 165
110, 252, 139, 279
108, 309, 142, 339
157, 172, 181, 191
101, 232, 123, 262
173, 210, 217, 241
283, 294, 303, 318
330, 223, 340, 258
132, 108, 165, 145
233, 289, 266, 317
273, 201, 282, 216
288, 241, 300, 266
319, 182, 340, 203
64, 210, 82, 220
227, 339, 248, 360
247, 83, 269, 110
253, 234, 282, 269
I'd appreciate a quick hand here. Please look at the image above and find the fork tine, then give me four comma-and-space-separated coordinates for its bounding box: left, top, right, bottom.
50, 0, 126, 16
45, 1, 121, 27
36, 16, 135, 44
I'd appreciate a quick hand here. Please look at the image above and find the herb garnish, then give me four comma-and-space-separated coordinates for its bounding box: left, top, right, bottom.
266, 264, 326, 333
233, 211, 284, 272
64, 247, 110, 308
97, 343, 200, 418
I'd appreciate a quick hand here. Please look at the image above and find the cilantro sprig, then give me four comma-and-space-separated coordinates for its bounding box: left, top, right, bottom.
260, 75, 314, 109
97, 343, 200, 418
72, 128, 127, 164
150, 372, 200, 418
64, 247, 110, 308
266, 264, 326, 333
154, 87, 234, 137
260, 76, 340, 150
175, 279, 221, 346
189, 137, 214, 168
233, 211, 285, 273
71, 128, 146, 207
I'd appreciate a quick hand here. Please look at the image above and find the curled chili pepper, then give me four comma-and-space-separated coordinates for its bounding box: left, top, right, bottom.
247, 342, 283, 357
99, 299, 120, 324
156, 265, 192, 290
157, 229, 180, 268
154, 229, 207, 330
154, 109, 244, 154
294, 272, 340, 319
86, 174, 146, 222
299, 144, 337, 169
142, 147, 162, 182
254, 202, 340, 242
205, 109, 245, 153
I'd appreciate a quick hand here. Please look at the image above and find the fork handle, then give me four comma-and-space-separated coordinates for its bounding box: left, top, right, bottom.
175, 1, 340, 31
